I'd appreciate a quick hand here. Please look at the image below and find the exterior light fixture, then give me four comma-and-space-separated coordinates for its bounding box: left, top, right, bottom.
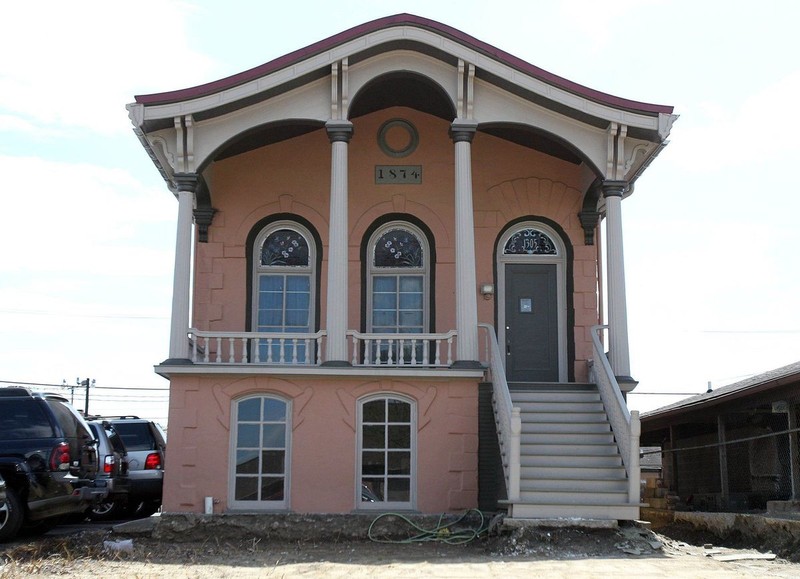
479, 283, 494, 299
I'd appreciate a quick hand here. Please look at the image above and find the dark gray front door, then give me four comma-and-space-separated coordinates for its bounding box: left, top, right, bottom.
505, 263, 558, 382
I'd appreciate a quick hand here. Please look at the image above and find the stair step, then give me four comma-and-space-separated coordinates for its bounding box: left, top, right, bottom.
521, 422, 611, 434
509, 503, 640, 520
510, 391, 600, 403
521, 465, 627, 479
519, 411, 609, 424
521, 454, 622, 467
521, 432, 615, 444
514, 401, 605, 413
519, 489, 629, 504
521, 441, 619, 455
521, 477, 628, 493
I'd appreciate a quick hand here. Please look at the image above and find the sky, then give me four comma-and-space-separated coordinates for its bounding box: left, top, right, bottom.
1, 0, 799, 425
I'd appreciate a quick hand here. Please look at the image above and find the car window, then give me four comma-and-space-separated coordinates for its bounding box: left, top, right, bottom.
47, 400, 91, 441
113, 422, 157, 451
0, 399, 54, 439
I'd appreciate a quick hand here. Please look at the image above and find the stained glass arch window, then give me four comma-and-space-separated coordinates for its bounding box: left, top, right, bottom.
373, 228, 424, 268
260, 229, 310, 266
503, 228, 558, 256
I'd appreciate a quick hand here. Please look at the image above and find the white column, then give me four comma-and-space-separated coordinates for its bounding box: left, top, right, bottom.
324, 120, 353, 365
451, 120, 480, 366
168, 174, 196, 361
602, 181, 633, 382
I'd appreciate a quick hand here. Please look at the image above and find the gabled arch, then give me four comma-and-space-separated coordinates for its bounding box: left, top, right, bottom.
349, 71, 456, 120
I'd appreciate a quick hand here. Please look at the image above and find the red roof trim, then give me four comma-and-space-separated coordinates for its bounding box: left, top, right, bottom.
135, 13, 673, 115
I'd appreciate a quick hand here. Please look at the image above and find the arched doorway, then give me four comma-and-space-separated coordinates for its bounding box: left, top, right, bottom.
497, 222, 567, 382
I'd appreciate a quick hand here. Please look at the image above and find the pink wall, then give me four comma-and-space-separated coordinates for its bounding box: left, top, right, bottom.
163, 374, 478, 514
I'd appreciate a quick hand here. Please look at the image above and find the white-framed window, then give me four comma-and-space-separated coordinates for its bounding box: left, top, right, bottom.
357, 394, 416, 509
252, 221, 316, 363
229, 395, 291, 509
366, 222, 429, 361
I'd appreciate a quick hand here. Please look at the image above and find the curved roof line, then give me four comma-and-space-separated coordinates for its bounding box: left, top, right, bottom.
134, 13, 673, 115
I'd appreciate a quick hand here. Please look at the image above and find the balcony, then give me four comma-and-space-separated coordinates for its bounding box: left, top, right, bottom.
187, 328, 460, 368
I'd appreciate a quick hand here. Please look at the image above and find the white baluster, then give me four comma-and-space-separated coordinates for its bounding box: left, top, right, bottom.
215, 337, 222, 363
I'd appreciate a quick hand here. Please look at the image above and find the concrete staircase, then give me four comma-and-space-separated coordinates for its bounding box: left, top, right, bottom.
506, 383, 639, 520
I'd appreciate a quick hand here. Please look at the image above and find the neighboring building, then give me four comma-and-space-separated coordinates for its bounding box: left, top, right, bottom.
641, 361, 800, 512
127, 14, 676, 521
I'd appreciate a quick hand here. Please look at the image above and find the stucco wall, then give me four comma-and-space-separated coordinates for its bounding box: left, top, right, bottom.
163, 373, 479, 514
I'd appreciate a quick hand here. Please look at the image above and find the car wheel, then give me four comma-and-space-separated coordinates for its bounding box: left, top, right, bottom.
88, 498, 125, 521
0, 488, 24, 542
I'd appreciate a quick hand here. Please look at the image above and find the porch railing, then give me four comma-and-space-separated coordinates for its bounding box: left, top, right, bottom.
588, 324, 641, 504
478, 323, 520, 502
189, 329, 326, 365
345, 330, 457, 367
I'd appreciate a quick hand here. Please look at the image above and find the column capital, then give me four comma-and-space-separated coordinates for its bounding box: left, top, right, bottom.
450, 119, 479, 143
601, 180, 628, 198
326, 120, 354, 143
174, 172, 200, 193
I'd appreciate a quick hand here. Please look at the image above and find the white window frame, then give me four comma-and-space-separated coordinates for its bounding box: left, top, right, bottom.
252, 221, 316, 362
228, 394, 292, 510
496, 221, 568, 382
355, 393, 416, 510
366, 222, 429, 334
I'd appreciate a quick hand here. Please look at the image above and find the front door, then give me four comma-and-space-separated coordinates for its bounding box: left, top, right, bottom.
504, 263, 559, 382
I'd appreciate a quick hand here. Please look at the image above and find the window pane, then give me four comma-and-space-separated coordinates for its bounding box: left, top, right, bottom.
258, 310, 284, 327
362, 479, 384, 502
388, 425, 410, 449
388, 451, 411, 475
387, 400, 410, 422
399, 311, 423, 328
260, 477, 284, 501
387, 478, 410, 502
262, 399, 286, 421
398, 292, 422, 309
286, 275, 310, 291
361, 451, 385, 475
262, 424, 286, 448
236, 450, 260, 474
235, 477, 258, 501
362, 400, 385, 422
261, 450, 285, 474
237, 424, 260, 448
259, 276, 284, 291
373, 293, 396, 310
399, 276, 423, 292
372, 277, 396, 292
285, 310, 309, 327
238, 398, 261, 422
372, 311, 396, 327
285, 292, 310, 310
363, 425, 385, 449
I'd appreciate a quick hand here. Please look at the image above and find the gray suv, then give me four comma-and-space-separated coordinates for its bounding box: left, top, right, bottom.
106, 417, 166, 518
85, 421, 130, 520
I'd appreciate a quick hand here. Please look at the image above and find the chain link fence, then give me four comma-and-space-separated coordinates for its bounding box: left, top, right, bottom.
645, 404, 799, 512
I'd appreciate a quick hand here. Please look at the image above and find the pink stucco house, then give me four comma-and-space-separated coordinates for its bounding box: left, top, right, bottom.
127, 14, 677, 521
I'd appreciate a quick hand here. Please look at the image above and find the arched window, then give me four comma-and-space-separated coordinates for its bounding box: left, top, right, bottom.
252, 221, 316, 363
366, 222, 430, 362
357, 394, 415, 509
230, 395, 290, 509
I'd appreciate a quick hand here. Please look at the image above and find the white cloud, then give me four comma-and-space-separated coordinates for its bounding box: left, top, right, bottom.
0, 155, 176, 276
0, 1, 218, 136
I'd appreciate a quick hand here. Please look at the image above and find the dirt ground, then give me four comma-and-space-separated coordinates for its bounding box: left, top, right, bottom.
2, 521, 800, 578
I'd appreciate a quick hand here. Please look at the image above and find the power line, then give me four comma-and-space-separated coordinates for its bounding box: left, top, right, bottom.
0, 379, 168, 391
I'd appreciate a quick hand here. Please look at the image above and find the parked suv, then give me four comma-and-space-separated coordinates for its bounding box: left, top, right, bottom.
106, 417, 166, 518
0, 388, 107, 542
84, 421, 129, 520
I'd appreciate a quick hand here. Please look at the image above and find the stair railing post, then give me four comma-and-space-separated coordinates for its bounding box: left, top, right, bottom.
509, 407, 521, 502
628, 410, 641, 504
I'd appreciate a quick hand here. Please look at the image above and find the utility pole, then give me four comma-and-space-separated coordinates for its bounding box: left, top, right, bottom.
77, 377, 94, 415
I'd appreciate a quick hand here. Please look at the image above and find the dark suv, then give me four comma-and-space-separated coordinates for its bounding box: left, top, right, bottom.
0, 388, 107, 541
